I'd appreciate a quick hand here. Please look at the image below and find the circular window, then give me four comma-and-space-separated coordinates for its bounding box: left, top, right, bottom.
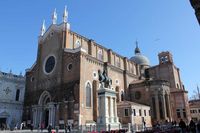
44, 56, 56, 74
93, 72, 97, 79
135, 91, 141, 100
67, 63, 73, 71
116, 79, 119, 84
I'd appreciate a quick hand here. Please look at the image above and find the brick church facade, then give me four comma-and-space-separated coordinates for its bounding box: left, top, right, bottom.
23, 7, 190, 128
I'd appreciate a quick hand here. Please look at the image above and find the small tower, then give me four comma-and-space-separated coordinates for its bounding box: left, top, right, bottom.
40, 20, 46, 36
63, 6, 68, 23
52, 8, 57, 24
190, 0, 200, 25
158, 51, 173, 64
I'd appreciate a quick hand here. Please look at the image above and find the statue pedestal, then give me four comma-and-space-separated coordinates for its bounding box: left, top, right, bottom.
97, 86, 120, 131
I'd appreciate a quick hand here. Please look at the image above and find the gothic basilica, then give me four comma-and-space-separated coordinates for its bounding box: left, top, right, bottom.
23, 7, 190, 128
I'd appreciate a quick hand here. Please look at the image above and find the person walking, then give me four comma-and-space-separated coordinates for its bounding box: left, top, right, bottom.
41, 122, 44, 132
67, 123, 71, 132
47, 124, 52, 133
197, 120, 200, 133
30, 123, 33, 132
143, 120, 147, 130
189, 120, 196, 133
179, 119, 187, 133
65, 124, 68, 133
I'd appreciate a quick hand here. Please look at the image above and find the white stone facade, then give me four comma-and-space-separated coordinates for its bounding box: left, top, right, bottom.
0, 71, 25, 129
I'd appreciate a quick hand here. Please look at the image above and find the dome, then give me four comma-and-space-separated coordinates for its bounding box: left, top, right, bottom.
130, 42, 150, 66
130, 53, 150, 66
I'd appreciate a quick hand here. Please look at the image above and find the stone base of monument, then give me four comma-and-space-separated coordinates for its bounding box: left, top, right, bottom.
97, 122, 120, 131
96, 86, 120, 132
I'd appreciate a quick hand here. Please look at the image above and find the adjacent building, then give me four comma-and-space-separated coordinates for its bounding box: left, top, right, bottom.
0, 71, 25, 129
189, 99, 200, 122
117, 101, 151, 128
23, 7, 190, 128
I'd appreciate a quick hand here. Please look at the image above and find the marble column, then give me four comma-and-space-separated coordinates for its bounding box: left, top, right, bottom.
32, 109, 36, 126
155, 94, 160, 121
110, 97, 114, 123
161, 94, 167, 119
166, 94, 172, 121
38, 107, 43, 126
114, 98, 118, 122
35, 109, 38, 127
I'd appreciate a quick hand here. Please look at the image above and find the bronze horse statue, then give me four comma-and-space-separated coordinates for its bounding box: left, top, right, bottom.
98, 69, 112, 88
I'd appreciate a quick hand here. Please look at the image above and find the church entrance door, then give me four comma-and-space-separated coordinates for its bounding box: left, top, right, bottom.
0, 118, 6, 129
44, 109, 49, 128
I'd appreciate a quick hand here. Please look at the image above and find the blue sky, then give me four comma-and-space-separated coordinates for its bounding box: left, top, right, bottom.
0, 0, 199, 97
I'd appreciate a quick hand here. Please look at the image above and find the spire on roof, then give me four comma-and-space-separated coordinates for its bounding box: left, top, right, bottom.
52, 8, 57, 24
63, 5, 68, 23
40, 20, 46, 36
134, 40, 141, 54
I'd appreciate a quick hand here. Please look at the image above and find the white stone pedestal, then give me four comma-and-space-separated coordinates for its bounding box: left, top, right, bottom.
96, 86, 120, 131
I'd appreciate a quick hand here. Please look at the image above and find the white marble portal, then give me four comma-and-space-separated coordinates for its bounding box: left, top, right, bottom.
97, 86, 120, 131
32, 102, 57, 128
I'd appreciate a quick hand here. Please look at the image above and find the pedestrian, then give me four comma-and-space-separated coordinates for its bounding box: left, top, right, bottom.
41, 122, 44, 132
172, 121, 174, 127
189, 120, 196, 133
156, 121, 160, 129
30, 123, 33, 132
197, 120, 200, 133
65, 124, 68, 133
37, 123, 40, 132
143, 120, 147, 130
47, 124, 52, 133
20, 122, 24, 130
179, 119, 186, 133
174, 120, 177, 127
68, 123, 71, 132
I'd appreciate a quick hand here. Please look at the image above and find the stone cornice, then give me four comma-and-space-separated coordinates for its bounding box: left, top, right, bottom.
130, 79, 170, 88
0, 76, 25, 84
124, 70, 139, 79
107, 63, 124, 74
171, 89, 188, 94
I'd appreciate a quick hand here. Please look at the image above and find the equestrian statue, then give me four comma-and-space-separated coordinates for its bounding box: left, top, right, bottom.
98, 69, 112, 88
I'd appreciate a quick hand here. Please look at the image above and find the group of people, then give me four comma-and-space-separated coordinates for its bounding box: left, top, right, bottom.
0, 123, 7, 130
179, 119, 200, 133
152, 119, 200, 133
36, 122, 72, 133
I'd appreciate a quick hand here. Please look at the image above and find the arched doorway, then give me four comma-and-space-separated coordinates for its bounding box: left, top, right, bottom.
32, 91, 56, 128
44, 109, 49, 128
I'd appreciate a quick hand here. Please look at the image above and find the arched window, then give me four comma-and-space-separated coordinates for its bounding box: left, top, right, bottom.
86, 82, 92, 107
121, 91, 124, 101
97, 49, 103, 61
15, 89, 20, 101
177, 84, 179, 89
75, 40, 81, 48
115, 57, 120, 67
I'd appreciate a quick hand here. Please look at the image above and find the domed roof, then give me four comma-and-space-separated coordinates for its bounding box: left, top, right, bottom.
130, 43, 150, 66
130, 54, 150, 66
